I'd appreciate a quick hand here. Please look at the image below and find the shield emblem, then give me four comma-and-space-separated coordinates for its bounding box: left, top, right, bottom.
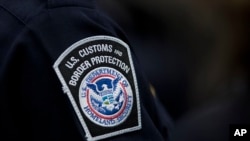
53, 35, 141, 141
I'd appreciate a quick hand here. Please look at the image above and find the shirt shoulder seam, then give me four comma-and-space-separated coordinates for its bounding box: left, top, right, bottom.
0, 4, 26, 25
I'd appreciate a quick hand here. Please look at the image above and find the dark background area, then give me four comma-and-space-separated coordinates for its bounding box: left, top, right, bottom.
96, 0, 249, 121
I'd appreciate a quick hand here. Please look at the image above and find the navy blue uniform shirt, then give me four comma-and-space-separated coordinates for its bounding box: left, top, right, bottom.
0, 0, 173, 140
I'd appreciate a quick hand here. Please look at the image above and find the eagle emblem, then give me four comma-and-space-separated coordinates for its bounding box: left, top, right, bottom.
79, 67, 133, 128
86, 76, 125, 115
54, 36, 141, 141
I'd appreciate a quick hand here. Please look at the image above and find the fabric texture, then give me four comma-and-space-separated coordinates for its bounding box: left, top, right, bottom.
0, 0, 173, 140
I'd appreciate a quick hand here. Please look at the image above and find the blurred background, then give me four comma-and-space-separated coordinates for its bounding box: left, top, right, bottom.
96, 1, 249, 139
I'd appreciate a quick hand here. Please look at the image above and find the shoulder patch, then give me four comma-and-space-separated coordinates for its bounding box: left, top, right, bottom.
53, 35, 141, 141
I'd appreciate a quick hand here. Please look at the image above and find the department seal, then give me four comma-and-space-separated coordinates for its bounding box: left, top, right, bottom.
53, 36, 141, 141
79, 67, 133, 127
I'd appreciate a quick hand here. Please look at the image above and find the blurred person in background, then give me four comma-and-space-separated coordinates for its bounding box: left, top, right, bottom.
97, 0, 190, 122
97, 0, 250, 140
169, 0, 250, 140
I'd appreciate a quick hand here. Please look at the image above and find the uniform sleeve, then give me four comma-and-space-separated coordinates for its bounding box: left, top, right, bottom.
0, 3, 173, 141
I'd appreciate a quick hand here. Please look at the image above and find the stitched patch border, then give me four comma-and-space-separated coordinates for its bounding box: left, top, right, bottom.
53, 35, 141, 141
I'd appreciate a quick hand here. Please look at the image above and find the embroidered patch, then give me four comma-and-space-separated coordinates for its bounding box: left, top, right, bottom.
53, 36, 141, 141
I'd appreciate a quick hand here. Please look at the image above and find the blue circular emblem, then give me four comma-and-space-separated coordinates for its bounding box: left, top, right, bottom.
79, 67, 133, 127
